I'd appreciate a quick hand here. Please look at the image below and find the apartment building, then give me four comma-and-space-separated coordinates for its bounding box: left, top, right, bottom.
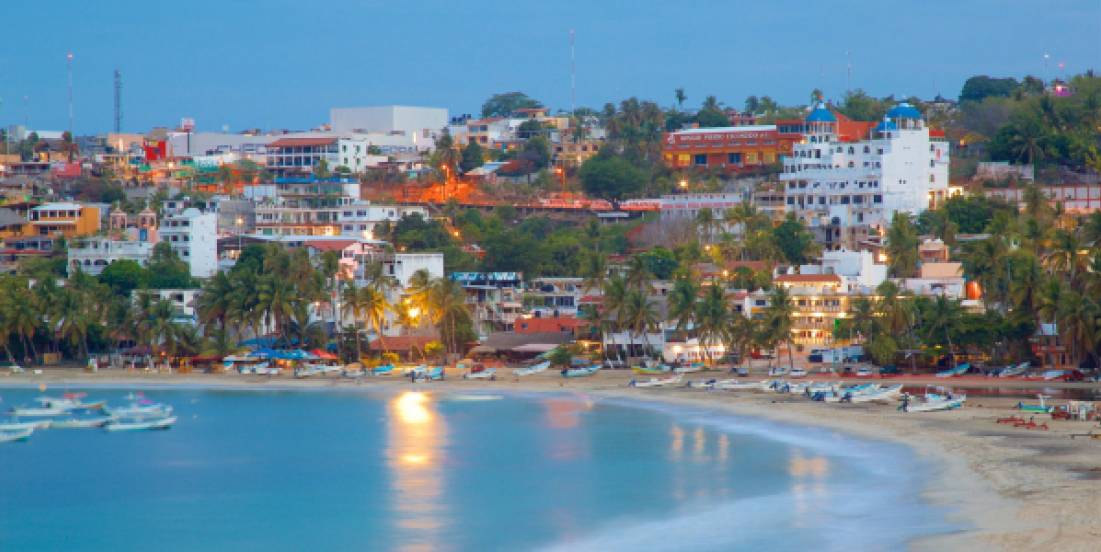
159, 208, 218, 278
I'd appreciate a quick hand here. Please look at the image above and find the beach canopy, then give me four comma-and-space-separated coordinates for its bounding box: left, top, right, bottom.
512, 343, 559, 353
311, 349, 337, 360
468, 345, 496, 355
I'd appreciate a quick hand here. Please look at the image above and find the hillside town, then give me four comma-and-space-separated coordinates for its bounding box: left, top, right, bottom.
0, 74, 1099, 378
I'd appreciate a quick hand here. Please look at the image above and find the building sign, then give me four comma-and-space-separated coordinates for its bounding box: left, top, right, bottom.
664, 128, 778, 147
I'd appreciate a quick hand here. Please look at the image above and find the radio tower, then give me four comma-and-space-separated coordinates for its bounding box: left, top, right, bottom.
569, 29, 576, 114
114, 69, 122, 133
66, 52, 74, 138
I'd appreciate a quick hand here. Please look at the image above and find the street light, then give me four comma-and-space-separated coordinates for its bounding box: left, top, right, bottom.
235, 216, 244, 255
679, 179, 688, 192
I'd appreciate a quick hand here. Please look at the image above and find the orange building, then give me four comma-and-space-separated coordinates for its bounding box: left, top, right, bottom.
23, 202, 100, 238
662, 125, 800, 171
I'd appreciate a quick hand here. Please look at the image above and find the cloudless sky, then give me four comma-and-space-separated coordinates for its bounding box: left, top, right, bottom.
1, 0, 1098, 135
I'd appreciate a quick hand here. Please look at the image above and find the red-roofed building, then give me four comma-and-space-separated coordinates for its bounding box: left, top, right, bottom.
266, 135, 381, 175
514, 315, 580, 335
661, 125, 798, 172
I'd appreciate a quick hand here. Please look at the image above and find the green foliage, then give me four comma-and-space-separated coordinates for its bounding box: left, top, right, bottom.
460, 141, 484, 173
695, 108, 729, 128
579, 155, 646, 201
481, 92, 542, 118
637, 247, 678, 280
837, 89, 892, 121
547, 346, 572, 368
917, 194, 1015, 235
771, 216, 818, 265
885, 212, 919, 278
98, 260, 148, 296
959, 75, 1021, 103
520, 135, 551, 170
147, 243, 196, 289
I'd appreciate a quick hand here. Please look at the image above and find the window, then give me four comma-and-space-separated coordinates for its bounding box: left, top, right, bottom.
694, 154, 707, 166
930, 144, 935, 152
848, 146, 855, 154
873, 195, 883, 203
930, 174, 935, 182
876, 148, 883, 154
727, 152, 742, 165
929, 159, 935, 168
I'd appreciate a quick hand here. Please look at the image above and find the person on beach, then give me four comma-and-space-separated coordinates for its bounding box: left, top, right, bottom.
898, 394, 910, 412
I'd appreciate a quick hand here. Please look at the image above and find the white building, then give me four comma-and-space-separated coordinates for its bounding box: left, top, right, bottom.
382, 252, 443, 288
330, 106, 448, 150
159, 208, 218, 278
68, 238, 154, 275
780, 102, 949, 249
797, 249, 888, 291
134, 289, 200, 320
659, 193, 745, 222
265, 136, 388, 175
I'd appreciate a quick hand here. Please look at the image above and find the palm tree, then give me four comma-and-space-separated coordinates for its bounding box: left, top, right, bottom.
668, 277, 699, 333
258, 274, 297, 347
674, 88, 687, 111
695, 208, 718, 242
357, 285, 390, 353
147, 299, 180, 361
622, 290, 658, 358
51, 288, 92, 359
923, 295, 963, 369
885, 212, 919, 279
580, 251, 607, 296
1058, 289, 1098, 368
426, 277, 470, 354
725, 314, 757, 372
5, 282, 39, 362
196, 271, 233, 335
848, 297, 878, 341
1044, 229, 1088, 285
875, 280, 913, 338
764, 287, 796, 372
624, 254, 654, 293
694, 283, 729, 365
602, 274, 629, 363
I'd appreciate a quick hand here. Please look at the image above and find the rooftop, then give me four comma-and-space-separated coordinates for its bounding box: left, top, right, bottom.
267, 137, 338, 148
775, 273, 843, 284
670, 125, 776, 135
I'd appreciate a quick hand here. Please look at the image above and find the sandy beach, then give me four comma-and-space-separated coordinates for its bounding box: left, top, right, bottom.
5, 367, 1101, 551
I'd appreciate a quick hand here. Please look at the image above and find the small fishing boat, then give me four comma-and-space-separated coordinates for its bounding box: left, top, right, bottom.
850, 384, 904, 403
412, 366, 445, 382
629, 374, 682, 388
8, 406, 67, 417
709, 379, 769, 391
0, 428, 34, 443
1017, 394, 1053, 413
935, 363, 970, 378
463, 367, 497, 380
673, 362, 705, 374
632, 365, 668, 375
788, 368, 808, 379
371, 364, 396, 376
51, 416, 114, 429
997, 362, 1030, 378
108, 400, 173, 419
0, 419, 52, 431
906, 394, 966, 412
513, 361, 550, 377
105, 416, 177, 432
342, 367, 367, 378
562, 365, 600, 378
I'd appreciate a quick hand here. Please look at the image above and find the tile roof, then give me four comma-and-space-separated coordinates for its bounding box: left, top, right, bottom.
775, 273, 843, 284
267, 137, 338, 148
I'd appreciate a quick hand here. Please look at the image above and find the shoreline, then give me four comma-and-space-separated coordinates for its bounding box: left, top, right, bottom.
6, 370, 1101, 550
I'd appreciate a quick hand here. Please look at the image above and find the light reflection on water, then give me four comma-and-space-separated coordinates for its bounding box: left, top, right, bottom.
789, 447, 830, 527
387, 392, 447, 551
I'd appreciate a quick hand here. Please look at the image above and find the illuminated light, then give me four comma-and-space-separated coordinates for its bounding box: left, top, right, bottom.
672, 345, 683, 354
408, 307, 421, 319
395, 392, 431, 425
401, 453, 428, 465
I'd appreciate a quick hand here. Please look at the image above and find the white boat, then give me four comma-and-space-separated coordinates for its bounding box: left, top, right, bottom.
463, 368, 497, 380
673, 363, 705, 374
789, 368, 808, 379
630, 375, 682, 388
818, 384, 880, 403
105, 416, 177, 432
710, 379, 770, 391
850, 384, 904, 403
0, 428, 33, 442
8, 406, 67, 417
513, 361, 550, 376
51, 416, 114, 429
998, 362, 1030, 378
906, 394, 966, 412
562, 365, 600, 378
0, 419, 52, 431
108, 402, 173, 418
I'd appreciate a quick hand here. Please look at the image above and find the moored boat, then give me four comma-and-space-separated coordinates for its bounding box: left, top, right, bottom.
8, 406, 67, 417
513, 361, 550, 376
562, 365, 600, 378
105, 416, 177, 432
0, 428, 34, 442
629, 374, 682, 388
935, 363, 970, 378
463, 367, 497, 380
51, 416, 114, 429
0, 419, 52, 431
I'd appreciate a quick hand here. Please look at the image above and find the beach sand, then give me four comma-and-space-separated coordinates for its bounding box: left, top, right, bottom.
5, 367, 1101, 551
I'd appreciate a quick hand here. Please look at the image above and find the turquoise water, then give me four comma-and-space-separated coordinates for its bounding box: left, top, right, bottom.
0, 387, 953, 550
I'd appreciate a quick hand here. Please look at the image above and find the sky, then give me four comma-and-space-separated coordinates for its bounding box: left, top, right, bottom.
1, 0, 1098, 135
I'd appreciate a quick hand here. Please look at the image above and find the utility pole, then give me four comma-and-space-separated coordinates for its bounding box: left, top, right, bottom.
846, 50, 852, 92
114, 69, 122, 133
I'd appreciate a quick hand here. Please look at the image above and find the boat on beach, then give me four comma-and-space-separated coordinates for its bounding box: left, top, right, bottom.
997, 362, 1030, 378
935, 363, 971, 378
629, 374, 682, 388
905, 393, 966, 412
411, 366, 445, 382
708, 379, 771, 391
105, 416, 177, 432
513, 361, 550, 376
371, 364, 396, 376
463, 367, 497, 380
673, 362, 705, 374
562, 365, 600, 378
0, 428, 34, 443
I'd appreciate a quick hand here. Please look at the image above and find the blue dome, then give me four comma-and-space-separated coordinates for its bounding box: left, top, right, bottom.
886, 102, 922, 120
805, 103, 837, 123
875, 119, 897, 132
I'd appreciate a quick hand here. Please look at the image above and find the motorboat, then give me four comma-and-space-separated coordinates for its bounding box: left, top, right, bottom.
997, 362, 1030, 378
105, 416, 177, 432
562, 365, 600, 378
935, 363, 970, 378
710, 379, 771, 391
513, 361, 550, 377
463, 367, 497, 380
0, 428, 34, 442
673, 363, 705, 374
0, 419, 52, 431
413, 366, 445, 382
905, 393, 966, 412
629, 374, 682, 388
107, 399, 173, 419
36, 393, 105, 412
8, 405, 67, 417
51, 416, 114, 429
371, 364, 396, 376
850, 384, 904, 403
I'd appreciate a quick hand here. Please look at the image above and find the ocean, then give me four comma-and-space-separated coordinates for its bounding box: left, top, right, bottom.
0, 386, 954, 550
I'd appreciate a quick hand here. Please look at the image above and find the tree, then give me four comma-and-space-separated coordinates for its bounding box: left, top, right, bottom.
578, 155, 646, 202
622, 290, 658, 357
959, 76, 1020, 103
547, 346, 573, 369
460, 141, 485, 173
520, 135, 551, 170
772, 216, 819, 266
764, 287, 795, 371
674, 88, 687, 110
694, 283, 729, 365
98, 260, 148, 296
313, 158, 331, 179
885, 212, 920, 278
481, 92, 542, 118
637, 247, 678, 280
838, 89, 890, 121
668, 277, 699, 332
147, 243, 195, 289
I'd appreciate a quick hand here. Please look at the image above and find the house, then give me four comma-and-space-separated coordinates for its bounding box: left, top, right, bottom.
24, 202, 100, 238
159, 208, 218, 278
68, 238, 155, 275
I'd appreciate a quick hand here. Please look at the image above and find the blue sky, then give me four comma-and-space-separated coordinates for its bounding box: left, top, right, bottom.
1, 0, 1097, 134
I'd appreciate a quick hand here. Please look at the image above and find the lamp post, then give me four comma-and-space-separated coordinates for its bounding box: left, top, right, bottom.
235, 216, 244, 255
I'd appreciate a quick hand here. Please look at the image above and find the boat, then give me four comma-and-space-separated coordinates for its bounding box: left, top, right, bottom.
0, 419, 52, 431
673, 362, 705, 374
998, 362, 1030, 378
789, 368, 808, 379
513, 361, 550, 377
850, 384, 904, 403
816, 383, 880, 403
105, 416, 177, 432
412, 366, 445, 382
1041, 370, 1067, 381
463, 367, 497, 380
51, 416, 114, 429
767, 367, 788, 377
711, 379, 771, 391
253, 364, 281, 376
371, 364, 396, 376
0, 428, 34, 443
632, 365, 669, 375
906, 394, 966, 412
629, 374, 682, 388
342, 367, 367, 378
107, 400, 173, 419
562, 365, 600, 378
8, 406, 67, 417
1017, 394, 1054, 413
935, 363, 971, 378
36, 393, 105, 412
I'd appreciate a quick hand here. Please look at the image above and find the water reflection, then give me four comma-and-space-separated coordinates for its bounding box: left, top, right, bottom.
387, 392, 447, 551
788, 448, 830, 525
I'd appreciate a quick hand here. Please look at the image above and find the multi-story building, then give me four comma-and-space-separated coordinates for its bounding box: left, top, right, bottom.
68, 238, 155, 275
451, 272, 525, 334
25, 203, 100, 238
527, 277, 584, 317
254, 200, 427, 238
767, 273, 852, 346
265, 137, 385, 175
329, 105, 448, 149
779, 102, 950, 249
659, 193, 745, 223
159, 208, 218, 278
661, 125, 801, 172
